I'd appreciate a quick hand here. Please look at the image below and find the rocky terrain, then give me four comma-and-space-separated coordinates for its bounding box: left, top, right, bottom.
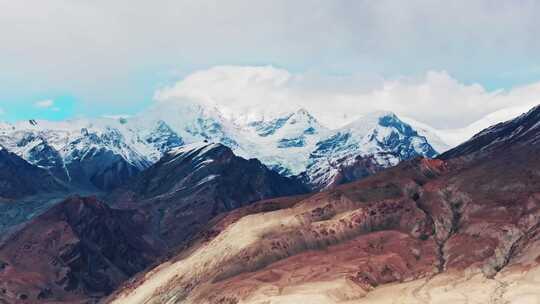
0, 142, 309, 303
0, 196, 165, 303
108, 105, 540, 304
110, 142, 308, 248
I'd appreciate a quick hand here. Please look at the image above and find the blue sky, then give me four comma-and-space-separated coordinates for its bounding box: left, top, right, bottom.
1, 0, 540, 126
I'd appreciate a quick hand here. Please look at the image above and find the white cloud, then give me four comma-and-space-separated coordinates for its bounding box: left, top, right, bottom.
34, 99, 54, 109
155, 66, 540, 129
1, 0, 539, 111
434, 103, 539, 146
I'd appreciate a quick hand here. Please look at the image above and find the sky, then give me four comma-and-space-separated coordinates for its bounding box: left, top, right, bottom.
1, 0, 540, 129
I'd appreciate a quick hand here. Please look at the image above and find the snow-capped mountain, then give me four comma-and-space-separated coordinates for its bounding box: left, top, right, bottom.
138, 101, 242, 149
399, 116, 451, 153
0, 102, 442, 191
137, 120, 185, 161
303, 111, 438, 190
0, 119, 161, 191
240, 108, 331, 175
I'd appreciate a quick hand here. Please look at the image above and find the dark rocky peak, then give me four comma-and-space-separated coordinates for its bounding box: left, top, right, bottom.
440, 104, 540, 160
128, 142, 269, 199
0, 148, 65, 199
113, 142, 307, 247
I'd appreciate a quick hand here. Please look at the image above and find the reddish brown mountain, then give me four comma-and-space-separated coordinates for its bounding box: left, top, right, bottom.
109, 105, 540, 304
0, 196, 165, 303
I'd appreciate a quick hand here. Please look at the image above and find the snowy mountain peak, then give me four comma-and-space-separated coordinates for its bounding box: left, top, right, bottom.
143, 120, 184, 161
0, 103, 445, 191
342, 111, 396, 132
247, 108, 322, 137
304, 110, 438, 190
237, 108, 331, 175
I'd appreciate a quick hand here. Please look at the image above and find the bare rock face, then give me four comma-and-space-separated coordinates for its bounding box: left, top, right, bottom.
108, 105, 540, 304
0, 196, 165, 303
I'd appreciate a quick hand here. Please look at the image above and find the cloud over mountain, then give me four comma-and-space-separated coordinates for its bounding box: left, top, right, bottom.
156, 65, 540, 130
1, 1, 540, 120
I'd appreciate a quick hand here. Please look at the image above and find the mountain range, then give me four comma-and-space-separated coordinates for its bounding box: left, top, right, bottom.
0, 102, 538, 303
0, 102, 443, 194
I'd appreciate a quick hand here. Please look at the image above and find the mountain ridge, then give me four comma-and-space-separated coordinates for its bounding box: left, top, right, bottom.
0, 104, 442, 191
0, 145, 66, 200
109, 142, 308, 247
